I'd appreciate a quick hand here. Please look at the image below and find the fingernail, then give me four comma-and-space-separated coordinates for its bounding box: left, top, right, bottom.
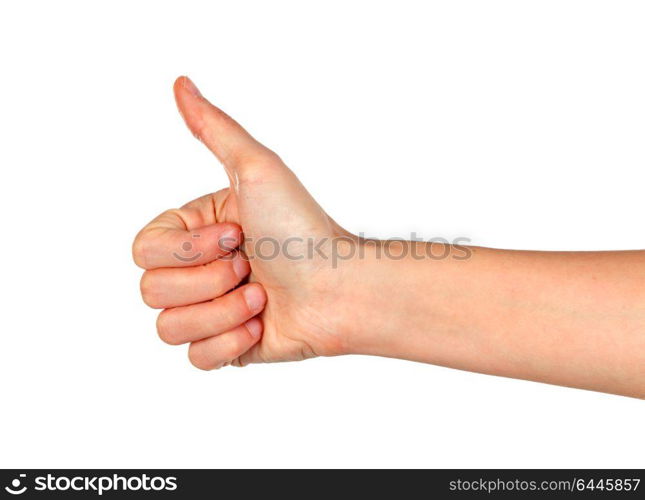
244, 286, 265, 313
232, 253, 250, 279
182, 76, 202, 97
245, 318, 262, 339
219, 228, 240, 252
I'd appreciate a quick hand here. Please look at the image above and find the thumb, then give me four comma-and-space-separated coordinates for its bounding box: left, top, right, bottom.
173, 76, 278, 184
173, 76, 335, 242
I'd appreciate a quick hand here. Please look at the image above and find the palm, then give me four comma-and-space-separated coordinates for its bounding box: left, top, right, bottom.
214, 168, 343, 364
202, 122, 351, 365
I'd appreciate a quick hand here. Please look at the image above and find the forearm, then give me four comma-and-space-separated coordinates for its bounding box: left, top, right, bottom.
344, 243, 645, 398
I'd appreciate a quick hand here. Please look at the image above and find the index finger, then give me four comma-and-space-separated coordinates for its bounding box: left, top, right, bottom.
133, 209, 242, 270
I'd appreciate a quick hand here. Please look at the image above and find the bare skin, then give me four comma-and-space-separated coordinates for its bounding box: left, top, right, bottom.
133, 77, 645, 399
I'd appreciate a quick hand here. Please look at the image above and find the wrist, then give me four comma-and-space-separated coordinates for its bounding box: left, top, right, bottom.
337, 239, 470, 358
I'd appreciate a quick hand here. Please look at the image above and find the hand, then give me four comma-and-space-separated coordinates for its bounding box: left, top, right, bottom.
133, 77, 357, 369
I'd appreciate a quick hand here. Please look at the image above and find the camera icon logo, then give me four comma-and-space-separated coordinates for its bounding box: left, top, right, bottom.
4, 474, 27, 495
172, 234, 203, 263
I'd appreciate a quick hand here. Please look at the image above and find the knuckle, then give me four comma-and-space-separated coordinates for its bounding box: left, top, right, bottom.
237, 153, 282, 184
156, 311, 181, 345
188, 344, 212, 371
132, 233, 148, 268
139, 272, 162, 309
223, 306, 244, 329
238, 165, 267, 185
223, 335, 244, 360
211, 189, 230, 214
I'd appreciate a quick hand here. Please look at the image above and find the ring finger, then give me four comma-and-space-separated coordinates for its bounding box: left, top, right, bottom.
156, 283, 267, 345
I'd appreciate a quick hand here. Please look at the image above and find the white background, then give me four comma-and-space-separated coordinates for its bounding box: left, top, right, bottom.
0, 1, 643, 468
